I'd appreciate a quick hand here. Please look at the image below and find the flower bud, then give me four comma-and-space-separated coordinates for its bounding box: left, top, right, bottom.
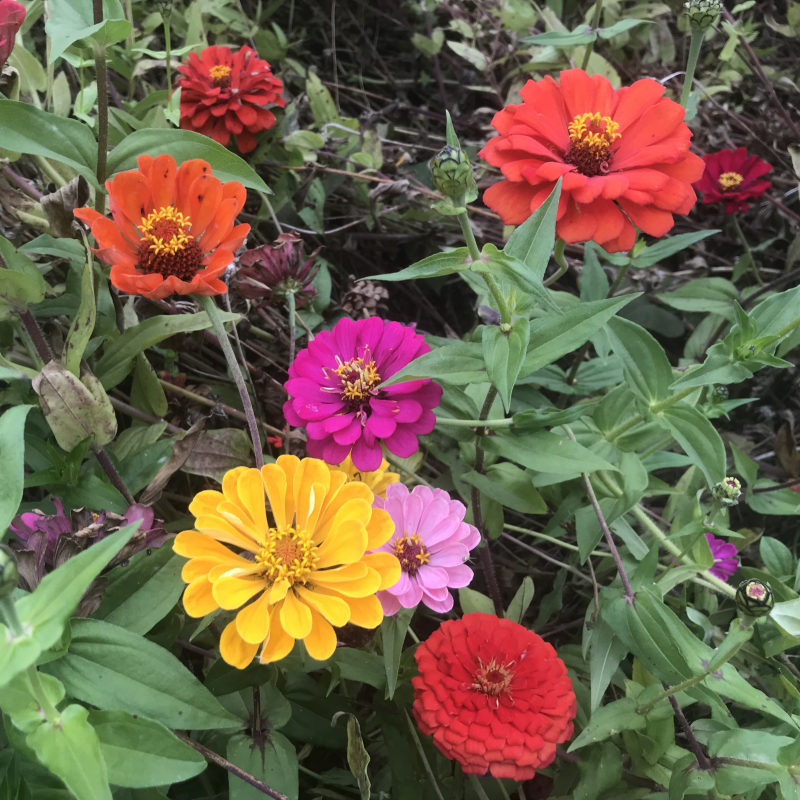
712, 477, 741, 507
683, 0, 721, 29
707, 385, 729, 404
431, 145, 473, 199
736, 578, 774, 618
0, 544, 19, 598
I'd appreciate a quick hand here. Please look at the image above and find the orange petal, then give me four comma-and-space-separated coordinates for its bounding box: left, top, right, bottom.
108, 170, 152, 228
175, 159, 212, 210
148, 153, 177, 209
482, 180, 539, 226
188, 173, 224, 239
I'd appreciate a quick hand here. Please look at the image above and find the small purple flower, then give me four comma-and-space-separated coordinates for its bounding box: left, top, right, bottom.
371, 484, 480, 615
706, 533, 739, 582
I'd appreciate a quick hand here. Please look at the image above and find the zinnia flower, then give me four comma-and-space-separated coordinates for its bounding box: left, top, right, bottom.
235, 231, 320, 308
706, 533, 739, 581
0, 0, 25, 70
412, 613, 576, 781
479, 68, 705, 253
333, 454, 400, 500
694, 147, 772, 213
173, 456, 401, 667
178, 45, 285, 154
371, 484, 479, 615
283, 317, 443, 472
74, 154, 249, 299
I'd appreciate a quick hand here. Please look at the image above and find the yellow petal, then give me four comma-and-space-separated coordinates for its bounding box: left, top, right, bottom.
307, 562, 368, 582
212, 575, 266, 610
260, 606, 295, 664
236, 468, 269, 531
261, 463, 288, 529
303, 607, 337, 662
216, 503, 265, 544
236, 592, 272, 644
270, 578, 290, 603
315, 482, 373, 539
194, 515, 259, 551
183, 576, 218, 617
316, 518, 368, 569
346, 594, 384, 629
295, 585, 351, 627
294, 459, 332, 530
311, 570, 381, 597
362, 552, 402, 591
181, 558, 216, 582
321, 498, 372, 546
220, 619, 259, 668
173, 530, 236, 560
208, 562, 260, 581
222, 466, 251, 505
365, 507, 395, 550
280, 590, 313, 639
188, 489, 224, 518
276, 455, 300, 525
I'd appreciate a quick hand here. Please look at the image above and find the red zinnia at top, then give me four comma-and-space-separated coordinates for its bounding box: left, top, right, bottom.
178, 45, 285, 154
694, 148, 772, 214
479, 69, 704, 253
0, 0, 25, 69
413, 613, 576, 781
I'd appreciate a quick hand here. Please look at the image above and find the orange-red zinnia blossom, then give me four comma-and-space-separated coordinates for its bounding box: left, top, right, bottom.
479, 69, 705, 253
178, 45, 285, 154
412, 613, 576, 781
74, 154, 250, 299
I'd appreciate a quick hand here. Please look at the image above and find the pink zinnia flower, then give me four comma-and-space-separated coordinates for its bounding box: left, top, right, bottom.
283, 317, 443, 471
372, 484, 480, 614
706, 533, 739, 581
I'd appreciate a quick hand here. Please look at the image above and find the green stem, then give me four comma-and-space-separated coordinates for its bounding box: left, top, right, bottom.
164, 15, 173, 112
605, 385, 698, 442
434, 415, 515, 428
608, 261, 631, 295
0, 596, 23, 636
580, 0, 605, 70
503, 524, 613, 558
404, 710, 446, 800
774, 314, 800, 341
680, 27, 704, 108
544, 238, 569, 287
731, 214, 761, 285
26, 666, 60, 723
124, 0, 135, 49
197, 294, 263, 469
287, 292, 297, 369
467, 774, 492, 800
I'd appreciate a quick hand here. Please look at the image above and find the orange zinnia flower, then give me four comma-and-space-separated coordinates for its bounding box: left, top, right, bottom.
74, 154, 250, 299
479, 69, 705, 253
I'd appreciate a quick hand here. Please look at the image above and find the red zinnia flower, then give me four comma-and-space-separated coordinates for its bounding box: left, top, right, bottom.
0, 0, 24, 69
178, 45, 286, 154
694, 148, 772, 214
74, 154, 249, 299
479, 69, 705, 253
412, 613, 576, 781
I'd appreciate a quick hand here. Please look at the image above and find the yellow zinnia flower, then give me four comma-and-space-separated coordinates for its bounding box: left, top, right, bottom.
333, 455, 400, 500
173, 456, 401, 667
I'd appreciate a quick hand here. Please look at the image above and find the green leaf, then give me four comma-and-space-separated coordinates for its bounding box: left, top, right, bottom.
0, 100, 99, 189
62, 259, 96, 377
458, 587, 495, 615
0, 405, 32, 537
506, 577, 535, 624
504, 180, 562, 281
46, 0, 130, 62
629, 230, 720, 267
760, 537, 794, 578
380, 342, 485, 387
105, 129, 269, 194
445, 110, 460, 148
94, 311, 236, 388
605, 316, 673, 403
461, 463, 547, 514
522, 27, 598, 45
306, 72, 342, 127
482, 318, 530, 410
381, 607, 414, 701
27, 704, 111, 800
771, 599, 800, 638
520, 295, 637, 379
0, 671, 65, 734
569, 697, 646, 750
589, 618, 627, 712
512, 402, 596, 431
659, 277, 739, 316
658, 405, 725, 486
596, 18, 651, 37
580, 244, 609, 302
227, 732, 298, 800
370, 249, 471, 282
481, 431, 617, 474
332, 713, 371, 800
88, 711, 206, 788
0, 236, 48, 309
43, 618, 242, 730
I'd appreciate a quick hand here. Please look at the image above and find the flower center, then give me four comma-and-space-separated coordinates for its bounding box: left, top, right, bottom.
256, 526, 320, 585
335, 356, 381, 407
138, 207, 203, 280
392, 533, 430, 577
719, 171, 744, 192
746, 582, 766, 601
209, 64, 232, 84
472, 657, 514, 697
565, 112, 621, 177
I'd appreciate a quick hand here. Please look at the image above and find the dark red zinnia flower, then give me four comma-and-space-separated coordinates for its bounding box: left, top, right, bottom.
694, 148, 772, 214
178, 45, 286, 154
412, 613, 576, 781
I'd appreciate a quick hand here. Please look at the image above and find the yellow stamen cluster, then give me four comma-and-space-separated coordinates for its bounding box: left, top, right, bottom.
335, 356, 381, 403
568, 112, 621, 151
255, 526, 320, 585
472, 656, 515, 698
138, 207, 193, 256
209, 64, 232, 83
392, 532, 430, 577
718, 171, 744, 192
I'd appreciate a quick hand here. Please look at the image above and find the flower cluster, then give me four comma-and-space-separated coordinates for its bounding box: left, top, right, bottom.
694, 147, 772, 214
178, 45, 285, 154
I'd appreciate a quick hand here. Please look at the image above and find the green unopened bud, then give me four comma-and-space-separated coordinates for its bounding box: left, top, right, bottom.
431, 145, 473, 199
736, 578, 774, 618
0, 544, 19, 598
707, 384, 729, 404
712, 477, 742, 507
683, 0, 721, 28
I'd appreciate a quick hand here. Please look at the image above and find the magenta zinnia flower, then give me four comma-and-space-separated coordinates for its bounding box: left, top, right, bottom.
706, 533, 739, 581
371, 484, 480, 614
283, 317, 443, 471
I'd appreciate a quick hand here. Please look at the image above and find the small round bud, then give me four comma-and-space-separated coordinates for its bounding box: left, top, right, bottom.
712, 477, 742, 507
0, 544, 19, 598
683, 0, 721, 29
708, 385, 729, 404
736, 578, 774, 618
431, 145, 473, 199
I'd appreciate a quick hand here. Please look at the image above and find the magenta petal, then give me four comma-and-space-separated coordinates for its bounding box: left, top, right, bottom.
350, 436, 383, 472
321, 439, 351, 464
366, 414, 396, 439
385, 427, 419, 458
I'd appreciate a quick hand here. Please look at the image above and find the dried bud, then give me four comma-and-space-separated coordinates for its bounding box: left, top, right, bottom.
431, 145, 473, 199
712, 477, 741, 506
736, 578, 774, 618
683, 0, 721, 29
0, 543, 19, 598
